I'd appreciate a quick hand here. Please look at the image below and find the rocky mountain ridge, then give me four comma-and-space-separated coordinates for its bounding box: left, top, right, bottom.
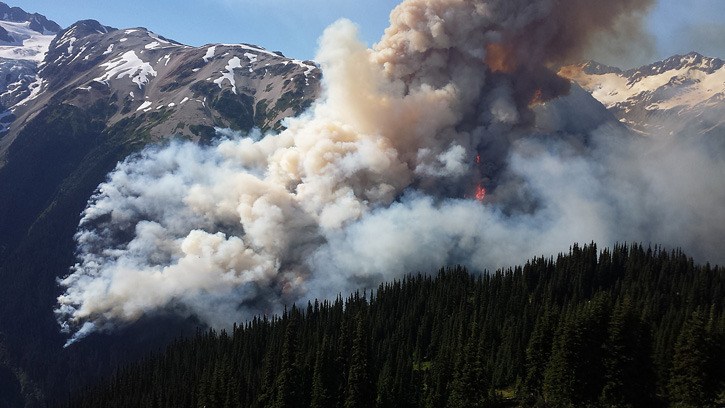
0, 2, 60, 34
560, 52, 725, 137
0, 3, 321, 166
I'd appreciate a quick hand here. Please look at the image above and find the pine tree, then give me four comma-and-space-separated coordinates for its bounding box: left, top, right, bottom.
543, 295, 610, 406
521, 309, 556, 405
668, 310, 714, 407
273, 313, 302, 408
311, 335, 334, 408
344, 313, 372, 408
256, 348, 277, 408
447, 321, 488, 408
600, 299, 656, 407
542, 319, 577, 407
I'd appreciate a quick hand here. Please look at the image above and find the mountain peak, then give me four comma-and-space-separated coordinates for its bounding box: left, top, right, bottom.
0, 2, 61, 34
625, 51, 724, 79
59, 19, 117, 39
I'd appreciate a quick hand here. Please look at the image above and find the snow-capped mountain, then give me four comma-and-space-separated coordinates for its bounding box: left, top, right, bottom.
0, 15, 320, 166
0, 3, 323, 300
0, 3, 322, 256
0, 2, 61, 132
0, 2, 60, 61
560, 52, 725, 137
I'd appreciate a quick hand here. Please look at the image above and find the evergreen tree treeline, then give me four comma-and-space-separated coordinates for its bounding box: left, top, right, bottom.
66, 243, 725, 407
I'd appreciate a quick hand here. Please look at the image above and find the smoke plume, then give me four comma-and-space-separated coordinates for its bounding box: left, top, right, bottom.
57, 0, 724, 345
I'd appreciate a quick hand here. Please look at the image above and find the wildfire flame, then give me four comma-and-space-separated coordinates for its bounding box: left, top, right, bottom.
475, 184, 486, 202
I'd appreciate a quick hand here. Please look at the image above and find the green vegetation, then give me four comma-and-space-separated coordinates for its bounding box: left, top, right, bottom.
211, 90, 255, 131
189, 124, 217, 142
255, 99, 270, 130
66, 243, 725, 407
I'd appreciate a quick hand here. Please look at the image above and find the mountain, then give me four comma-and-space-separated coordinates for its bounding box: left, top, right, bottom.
0, 18, 320, 162
0, 2, 60, 61
0, 12, 322, 249
0, 2, 60, 133
559, 52, 725, 139
0, 4, 322, 406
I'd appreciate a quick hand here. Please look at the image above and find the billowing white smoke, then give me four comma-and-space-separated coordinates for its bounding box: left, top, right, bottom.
56, 0, 725, 344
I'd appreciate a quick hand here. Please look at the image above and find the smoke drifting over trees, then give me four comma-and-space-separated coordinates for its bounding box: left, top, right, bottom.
55, 0, 725, 344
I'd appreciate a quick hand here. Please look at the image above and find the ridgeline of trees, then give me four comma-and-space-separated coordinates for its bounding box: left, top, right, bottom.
67, 243, 725, 407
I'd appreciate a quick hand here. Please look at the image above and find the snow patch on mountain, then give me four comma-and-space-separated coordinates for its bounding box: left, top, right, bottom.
15, 74, 44, 105
203, 45, 215, 62
214, 56, 242, 93
244, 52, 257, 63
95, 50, 157, 89
147, 32, 174, 47
136, 100, 152, 111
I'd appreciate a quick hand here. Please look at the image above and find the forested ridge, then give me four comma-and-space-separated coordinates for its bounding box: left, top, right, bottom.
66, 243, 725, 407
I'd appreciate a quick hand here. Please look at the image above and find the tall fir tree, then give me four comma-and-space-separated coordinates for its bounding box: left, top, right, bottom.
273, 313, 302, 408
344, 313, 372, 408
521, 308, 556, 405
447, 321, 488, 408
600, 299, 656, 407
311, 334, 334, 408
668, 310, 715, 407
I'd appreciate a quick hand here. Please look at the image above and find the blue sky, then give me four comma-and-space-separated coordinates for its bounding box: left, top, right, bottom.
13, 0, 725, 66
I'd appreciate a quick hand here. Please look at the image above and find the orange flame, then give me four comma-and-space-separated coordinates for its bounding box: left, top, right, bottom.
485, 43, 517, 73
475, 184, 486, 202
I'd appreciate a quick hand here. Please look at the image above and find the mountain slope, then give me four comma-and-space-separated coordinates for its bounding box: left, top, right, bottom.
0, 5, 321, 406
0, 16, 321, 250
0, 1, 60, 136
560, 52, 725, 138
1, 19, 320, 162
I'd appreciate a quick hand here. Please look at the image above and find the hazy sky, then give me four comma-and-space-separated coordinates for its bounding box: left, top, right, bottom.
13, 0, 725, 66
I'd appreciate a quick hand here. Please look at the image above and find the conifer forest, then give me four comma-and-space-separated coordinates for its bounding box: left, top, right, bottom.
67, 243, 725, 407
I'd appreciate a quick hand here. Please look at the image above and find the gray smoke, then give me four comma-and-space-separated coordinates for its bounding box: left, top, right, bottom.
56, 0, 724, 345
